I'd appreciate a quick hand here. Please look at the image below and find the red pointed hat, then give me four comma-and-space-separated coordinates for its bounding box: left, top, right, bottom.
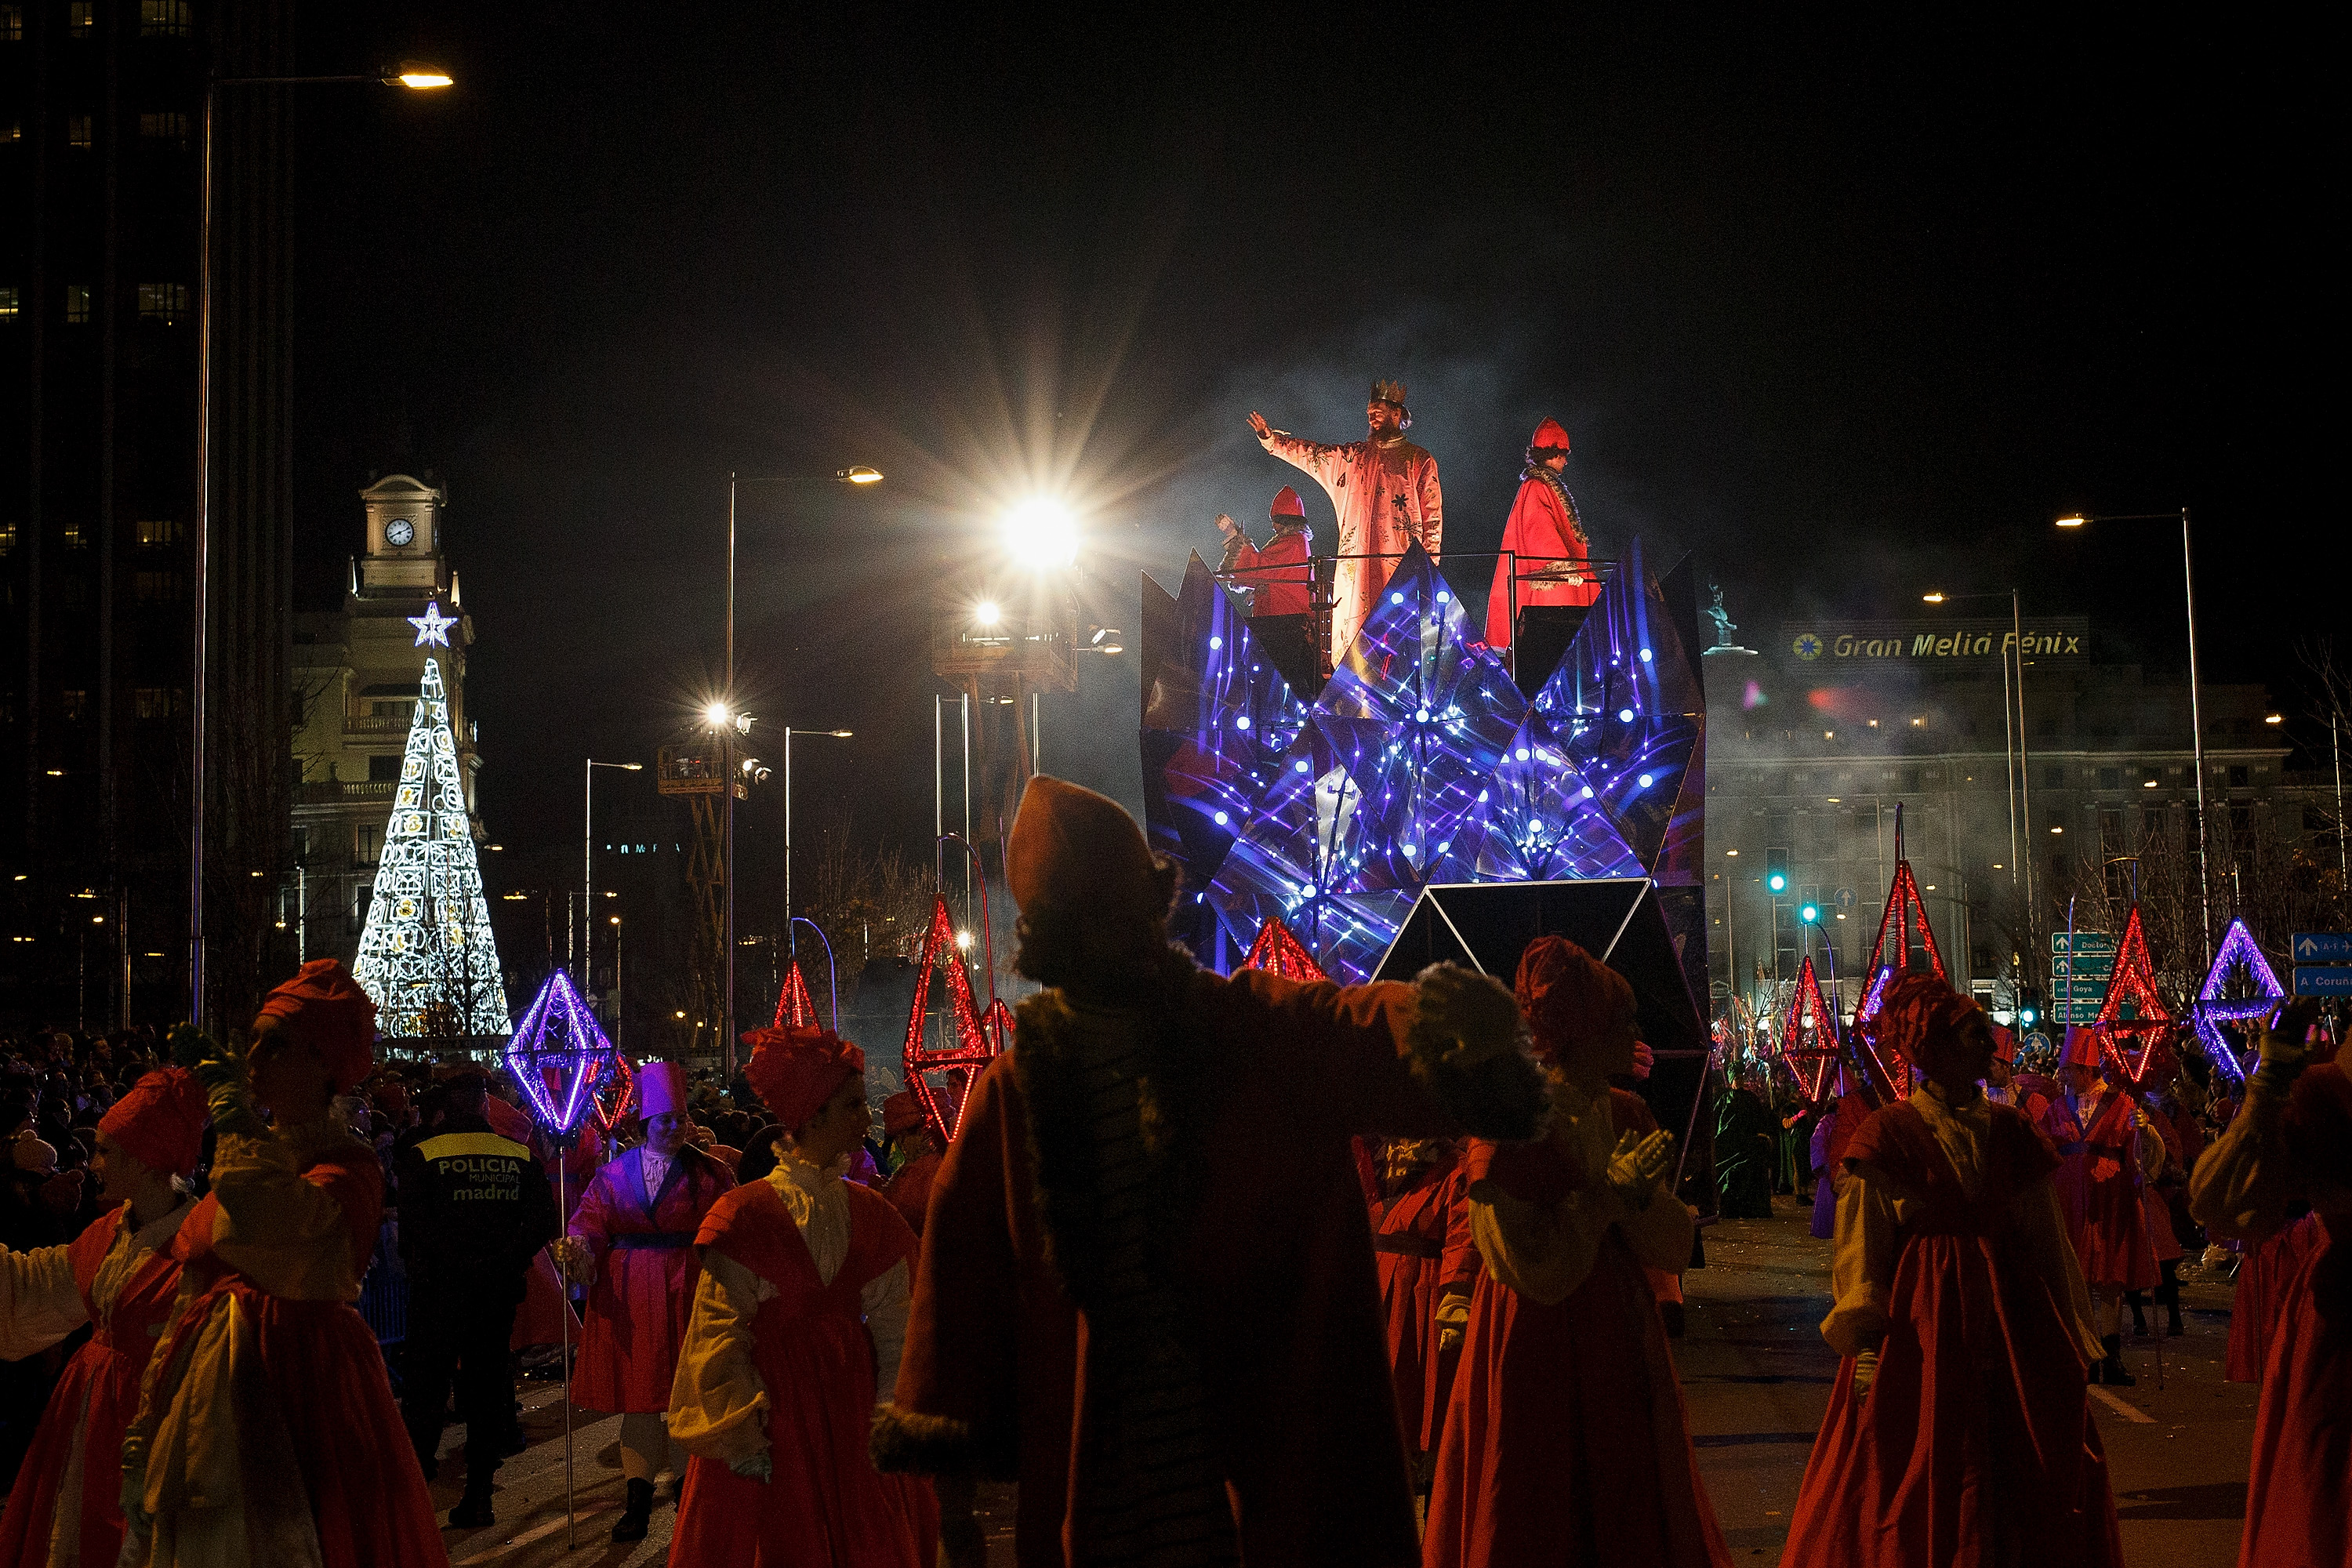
1007, 775, 1159, 922
1530, 418, 1570, 452
256, 959, 379, 1092
98, 1067, 208, 1177
1514, 935, 1632, 1063
2063, 1025, 2105, 1069
741, 1024, 865, 1131
1270, 485, 1305, 520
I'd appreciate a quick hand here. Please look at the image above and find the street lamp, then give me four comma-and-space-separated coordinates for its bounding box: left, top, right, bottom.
1919, 586, 2034, 960
2052, 506, 2209, 964
585, 760, 642, 978
189, 61, 452, 1025
720, 469, 883, 1076
782, 727, 855, 946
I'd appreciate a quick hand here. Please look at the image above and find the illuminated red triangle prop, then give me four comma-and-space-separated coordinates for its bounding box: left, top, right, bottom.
1846, 815, 1946, 1099
590, 1051, 636, 1134
1776, 954, 1841, 1100
2092, 905, 2173, 1083
901, 894, 1001, 1142
773, 958, 819, 1029
1242, 915, 1330, 982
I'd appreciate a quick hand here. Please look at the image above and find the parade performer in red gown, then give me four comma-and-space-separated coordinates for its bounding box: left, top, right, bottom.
2191, 998, 2352, 1567
669, 1025, 935, 1566
2062, 1037, 2160, 1384
119, 960, 448, 1567
1370, 1138, 1465, 1486
0, 1064, 204, 1568
873, 776, 1546, 1567
1250, 382, 1443, 664
1483, 419, 1599, 650
1783, 973, 2122, 1568
879, 1091, 945, 1240
557, 1060, 728, 1542
1423, 938, 1729, 1568
1228, 486, 1316, 618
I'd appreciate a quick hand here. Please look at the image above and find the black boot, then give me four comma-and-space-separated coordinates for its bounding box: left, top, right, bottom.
2124, 1290, 2148, 1337
2158, 1263, 2185, 1335
2098, 1332, 2136, 1387
449, 1477, 496, 1529
612, 1478, 654, 1543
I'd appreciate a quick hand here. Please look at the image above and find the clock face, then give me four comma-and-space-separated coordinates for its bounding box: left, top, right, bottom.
384, 518, 416, 547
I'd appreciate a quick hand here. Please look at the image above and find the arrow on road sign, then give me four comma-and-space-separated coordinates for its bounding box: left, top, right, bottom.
2292, 933, 2352, 964
2053, 931, 2118, 955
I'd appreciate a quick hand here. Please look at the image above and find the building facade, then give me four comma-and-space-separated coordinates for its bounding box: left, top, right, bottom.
1700, 612, 2317, 1029
2, 0, 296, 1030
290, 474, 487, 971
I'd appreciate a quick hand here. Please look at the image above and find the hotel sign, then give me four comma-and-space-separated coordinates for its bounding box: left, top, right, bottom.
1780, 616, 2088, 667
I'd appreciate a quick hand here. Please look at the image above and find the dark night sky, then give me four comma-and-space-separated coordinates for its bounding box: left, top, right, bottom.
279, 7, 2328, 881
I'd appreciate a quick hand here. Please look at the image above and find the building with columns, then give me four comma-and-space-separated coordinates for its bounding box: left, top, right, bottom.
289, 473, 487, 968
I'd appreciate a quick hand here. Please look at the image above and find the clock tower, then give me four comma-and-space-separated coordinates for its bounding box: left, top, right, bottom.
360, 472, 448, 592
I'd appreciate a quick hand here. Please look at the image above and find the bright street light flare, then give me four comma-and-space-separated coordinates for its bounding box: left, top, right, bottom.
1922, 591, 1946, 603
391, 63, 454, 89
1002, 496, 1079, 570
974, 601, 1001, 627
2054, 514, 2087, 528
840, 466, 884, 485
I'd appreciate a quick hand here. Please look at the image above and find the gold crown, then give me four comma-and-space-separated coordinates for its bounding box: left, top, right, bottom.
1370, 379, 1408, 408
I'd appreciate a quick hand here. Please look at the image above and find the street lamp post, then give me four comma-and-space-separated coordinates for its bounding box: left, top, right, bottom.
2055, 507, 2209, 965
783, 727, 854, 947
189, 62, 451, 1026
719, 467, 880, 1075
584, 760, 641, 981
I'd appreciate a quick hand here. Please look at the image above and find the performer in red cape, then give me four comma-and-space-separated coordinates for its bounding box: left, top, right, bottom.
2191, 997, 2352, 1567
880, 1090, 952, 1240
119, 960, 449, 1566
872, 775, 1546, 1567
1483, 418, 1599, 650
1782, 972, 2122, 1568
1423, 938, 1730, 1568
557, 1060, 728, 1542
1369, 1137, 1465, 1489
1229, 486, 1316, 617
669, 1024, 935, 1567
2061, 1033, 2160, 1385
1250, 381, 1443, 665
0, 1064, 204, 1568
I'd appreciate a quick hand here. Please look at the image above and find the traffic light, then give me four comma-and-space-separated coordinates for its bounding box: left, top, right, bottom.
1765, 846, 1790, 895
1799, 899, 1821, 924
2016, 986, 2040, 1029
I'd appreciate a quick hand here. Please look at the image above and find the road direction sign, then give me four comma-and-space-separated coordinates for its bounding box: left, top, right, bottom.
2054, 1001, 2105, 1025
2053, 931, 2117, 955
1835, 887, 1857, 913
2292, 933, 2352, 964
2295, 966, 2352, 996
2052, 956, 2114, 982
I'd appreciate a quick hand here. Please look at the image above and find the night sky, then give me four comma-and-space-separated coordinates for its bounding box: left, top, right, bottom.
281, 8, 2325, 882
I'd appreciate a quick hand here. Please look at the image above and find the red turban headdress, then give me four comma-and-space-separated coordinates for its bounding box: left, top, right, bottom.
97, 1067, 208, 1177
1513, 935, 1632, 1064
883, 1091, 927, 1138
740, 1025, 865, 1131
1875, 972, 1979, 1069
1007, 775, 1160, 923
2063, 1025, 2106, 1069
256, 959, 379, 1092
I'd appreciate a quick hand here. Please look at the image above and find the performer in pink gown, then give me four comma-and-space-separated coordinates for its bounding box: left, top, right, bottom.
0, 1065, 205, 1568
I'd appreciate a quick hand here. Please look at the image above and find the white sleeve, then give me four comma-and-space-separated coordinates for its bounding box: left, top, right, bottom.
0, 1243, 86, 1359
861, 1258, 913, 1404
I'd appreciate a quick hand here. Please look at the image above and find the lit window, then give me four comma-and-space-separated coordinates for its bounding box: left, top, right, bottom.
136, 283, 187, 324
66, 285, 93, 323
67, 2, 92, 31
139, 0, 192, 36
60, 690, 89, 722
68, 115, 93, 148
0, 286, 18, 318
2, 7, 23, 42
136, 517, 183, 547
133, 687, 186, 720
354, 825, 379, 863
0, 521, 16, 554
133, 569, 185, 601
63, 519, 85, 549
138, 112, 190, 144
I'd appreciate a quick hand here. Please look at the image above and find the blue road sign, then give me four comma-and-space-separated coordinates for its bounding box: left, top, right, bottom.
2292, 933, 2352, 964
2053, 931, 2117, 955
2295, 967, 2352, 996
2052, 956, 2114, 981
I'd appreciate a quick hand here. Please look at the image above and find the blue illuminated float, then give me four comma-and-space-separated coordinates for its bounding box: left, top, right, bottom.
1143, 537, 1708, 985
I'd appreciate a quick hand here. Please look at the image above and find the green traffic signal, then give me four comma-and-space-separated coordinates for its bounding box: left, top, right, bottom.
1799, 902, 1820, 923
1768, 870, 1788, 893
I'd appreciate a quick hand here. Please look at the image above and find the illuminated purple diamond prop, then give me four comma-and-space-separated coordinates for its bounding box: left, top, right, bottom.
2192, 917, 2284, 1085
503, 967, 617, 1135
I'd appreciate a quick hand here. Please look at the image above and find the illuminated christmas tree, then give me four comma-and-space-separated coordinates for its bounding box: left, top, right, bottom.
350, 656, 511, 1038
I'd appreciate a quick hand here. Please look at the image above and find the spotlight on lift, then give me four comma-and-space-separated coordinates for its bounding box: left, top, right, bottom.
1002, 496, 1079, 570
974, 601, 1001, 627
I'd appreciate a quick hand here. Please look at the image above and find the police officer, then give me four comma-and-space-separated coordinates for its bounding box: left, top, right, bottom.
398, 1066, 559, 1527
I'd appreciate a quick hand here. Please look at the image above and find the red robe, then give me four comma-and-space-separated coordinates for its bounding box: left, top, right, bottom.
2227, 1212, 2327, 1382
1372, 1150, 1465, 1461
1232, 527, 1315, 618
567, 1143, 727, 1411
2074, 1092, 2158, 1290
1424, 1090, 1730, 1568
2245, 1213, 2350, 1567
0, 1206, 185, 1568
670, 1178, 931, 1567
133, 1130, 447, 1566
1782, 1100, 2122, 1568
1483, 470, 1597, 648
885, 968, 1494, 1567
884, 1151, 942, 1240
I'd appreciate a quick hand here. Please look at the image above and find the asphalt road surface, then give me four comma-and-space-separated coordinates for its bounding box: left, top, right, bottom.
427, 1206, 2253, 1565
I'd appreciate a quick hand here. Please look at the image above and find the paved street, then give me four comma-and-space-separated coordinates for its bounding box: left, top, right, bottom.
428, 1204, 2252, 1566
